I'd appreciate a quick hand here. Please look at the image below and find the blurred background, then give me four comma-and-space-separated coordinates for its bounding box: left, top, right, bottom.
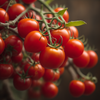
47, 0, 100, 100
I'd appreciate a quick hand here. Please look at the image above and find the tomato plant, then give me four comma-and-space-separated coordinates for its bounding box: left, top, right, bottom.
22, 0, 36, 4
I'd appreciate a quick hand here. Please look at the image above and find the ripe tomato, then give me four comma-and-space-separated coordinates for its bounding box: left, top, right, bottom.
54, 7, 69, 23
18, 18, 39, 38
0, 37, 5, 55
69, 80, 85, 97
4, 35, 23, 56
43, 69, 60, 82
51, 28, 70, 46
13, 73, 32, 91
31, 53, 40, 62
86, 50, 98, 68
67, 26, 79, 38
24, 63, 45, 80
0, 0, 8, 10
0, 8, 9, 29
83, 80, 96, 95
22, 0, 36, 4
73, 50, 90, 68
64, 39, 84, 58
28, 87, 41, 99
39, 46, 65, 69
24, 31, 47, 53
0, 64, 14, 80
41, 82, 58, 98
59, 67, 64, 75
8, 3, 25, 20
32, 80, 43, 87
11, 52, 23, 63
46, 14, 53, 23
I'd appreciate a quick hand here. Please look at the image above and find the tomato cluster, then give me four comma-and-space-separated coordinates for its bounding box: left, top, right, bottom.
0, 0, 98, 99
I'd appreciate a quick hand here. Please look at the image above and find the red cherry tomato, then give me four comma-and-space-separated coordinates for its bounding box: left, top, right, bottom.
54, 7, 69, 22
31, 53, 40, 62
13, 73, 32, 91
83, 80, 96, 95
86, 50, 98, 68
39, 46, 65, 69
18, 18, 39, 38
51, 28, 70, 46
0, 64, 14, 80
0, 37, 5, 55
24, 63, 45, 80
41, 82, 58, 98
59, 67, 64, 75
22, 0, 36, 4
0, 8, 9, 29
5, 35, 23, 56
73, 50, 90, 68
69, 80, 85, 97
43, 69, 60, 82
24, 31, 47, 53
8, 3, 25, 20
67, 26, 79, 38
11, 52, 23, 63
64, 39, 84, 58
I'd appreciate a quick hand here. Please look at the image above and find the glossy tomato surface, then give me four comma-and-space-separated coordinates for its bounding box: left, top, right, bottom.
69, 80, 85, 97
64, 39, 84, 58
39, 46, 65, 69
41, 82, 58, 98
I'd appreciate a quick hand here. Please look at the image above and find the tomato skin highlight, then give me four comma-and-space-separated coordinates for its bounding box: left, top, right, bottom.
13, 73, 32, 91
0, 64, 14, 80
83, 80, 96, 95
39, 46, 65, 69
24, 31, 47, 53
0, 37, 5, 55
73, 50, 90, 68
41, 82, 58, 98
18, 18, 39, 38
69, 80, 85, 97
64, 39, 84, 58
86, 50, 98, 68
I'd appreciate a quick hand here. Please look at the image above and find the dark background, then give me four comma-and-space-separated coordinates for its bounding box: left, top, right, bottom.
42, 0, 100, 100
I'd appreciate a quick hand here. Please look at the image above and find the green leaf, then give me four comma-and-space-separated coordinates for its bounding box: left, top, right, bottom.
66, 20, 87, 27
57, 8, 68, 16
45, 0, 54, 5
